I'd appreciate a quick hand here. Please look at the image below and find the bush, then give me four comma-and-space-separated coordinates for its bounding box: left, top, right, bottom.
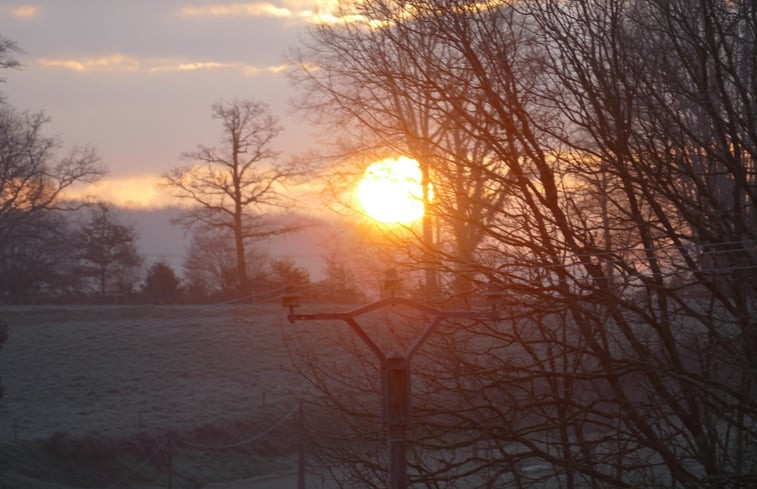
44, 431, 119, 477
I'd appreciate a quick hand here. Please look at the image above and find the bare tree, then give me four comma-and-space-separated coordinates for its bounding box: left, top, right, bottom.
270, 257, 311, 290
0, 210, 78, 302
291, 5, 514, 299
164, 99, 298, 297
0, 105, 103, 243
76, 204, 142, 296
0, 37, 103, 302
183, 225, 238, 299
0, 35, 20, 87
289, 0, 757, 487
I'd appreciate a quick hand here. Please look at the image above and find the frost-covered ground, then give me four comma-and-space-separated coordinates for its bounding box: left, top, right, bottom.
0, 304, 343, 488
0, 304, 302, 441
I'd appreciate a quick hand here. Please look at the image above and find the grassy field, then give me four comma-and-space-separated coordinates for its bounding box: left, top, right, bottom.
0, 303, 348, 488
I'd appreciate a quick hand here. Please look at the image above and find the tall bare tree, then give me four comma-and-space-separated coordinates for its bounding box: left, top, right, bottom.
0, 37, 103, 301
289, 0, 757, 487
164, 99, 297, 297
0, 35, 19, 87
291, 6, 513, 299
0, 105, 103, 243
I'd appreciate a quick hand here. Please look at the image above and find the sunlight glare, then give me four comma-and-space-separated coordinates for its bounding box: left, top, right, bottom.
357, 156, 427, 224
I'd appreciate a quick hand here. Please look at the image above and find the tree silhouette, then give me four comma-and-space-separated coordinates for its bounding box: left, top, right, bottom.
290, 0, 757, 487
76, 204, 142, 296
142, 261, 181, 304
0, 104, 103, 244
164, 99, 300, 298
0, 36, 103, 302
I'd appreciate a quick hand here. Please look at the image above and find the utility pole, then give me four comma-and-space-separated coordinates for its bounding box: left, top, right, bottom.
385, 351, 409, 489
283, 274, 500, 489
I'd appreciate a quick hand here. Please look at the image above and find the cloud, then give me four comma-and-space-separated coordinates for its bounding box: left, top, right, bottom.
179, 1, 380, 25
243, 63, 290, 75
38, 55, 142, 72
180, 2, 292, 18
36, 55, 289, 76
62, 175, 181, 209
298, 10, 373, 25
151, 61, 230, 72
11, 5, 38, 18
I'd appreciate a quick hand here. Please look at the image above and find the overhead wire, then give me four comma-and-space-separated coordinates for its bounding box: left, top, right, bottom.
31, 407, 298, 488
175, 406, 297, 450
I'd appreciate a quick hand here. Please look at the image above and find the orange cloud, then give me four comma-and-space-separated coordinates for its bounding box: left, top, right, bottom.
62, 175, 183, 209
12, 5, 38, 18
150, 61, 232, 72
153, 60, 289, 75
243, 63, 291, 75
180, 2, 292, 18
37, 59, 86, 71
38, 55, 142, 72
37, 55, 289, 76
179, 0, 383, 25
298, 10, 374, 25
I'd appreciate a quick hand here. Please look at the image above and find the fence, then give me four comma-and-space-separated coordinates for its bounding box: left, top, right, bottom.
1, 403, 308, 489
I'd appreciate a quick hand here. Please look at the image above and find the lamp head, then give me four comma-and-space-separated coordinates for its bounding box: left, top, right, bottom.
383, 268, 400, 299
281, 285, 302, 322
483, 282, 505, 317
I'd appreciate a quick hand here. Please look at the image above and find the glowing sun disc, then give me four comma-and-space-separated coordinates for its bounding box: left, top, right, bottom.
357, 156, 426, 224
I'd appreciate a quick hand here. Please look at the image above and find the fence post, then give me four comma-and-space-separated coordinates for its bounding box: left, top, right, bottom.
298, 400, 305, 489
168, 430, 173, 489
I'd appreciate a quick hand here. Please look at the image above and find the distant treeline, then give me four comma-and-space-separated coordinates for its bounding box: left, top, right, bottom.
0, 204, 366, 305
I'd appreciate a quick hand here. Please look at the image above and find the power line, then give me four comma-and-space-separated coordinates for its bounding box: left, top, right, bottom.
175, 407, 297, 450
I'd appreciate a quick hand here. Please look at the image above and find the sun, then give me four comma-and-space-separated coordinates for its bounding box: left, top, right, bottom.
357, 156, 427, 224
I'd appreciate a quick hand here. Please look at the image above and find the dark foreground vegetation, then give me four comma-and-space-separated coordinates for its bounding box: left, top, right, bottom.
1, 417, 301, 489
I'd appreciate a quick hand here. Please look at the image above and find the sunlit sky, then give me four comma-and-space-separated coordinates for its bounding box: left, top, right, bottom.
0, 1, 341, 208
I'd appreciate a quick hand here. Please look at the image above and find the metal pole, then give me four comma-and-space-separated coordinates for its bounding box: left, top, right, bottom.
283, 294, 492, 489
384, 352, 409, 489
388, 423, 407, 489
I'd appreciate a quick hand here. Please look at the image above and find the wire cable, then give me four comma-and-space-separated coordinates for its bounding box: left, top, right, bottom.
175, 407, 297, 450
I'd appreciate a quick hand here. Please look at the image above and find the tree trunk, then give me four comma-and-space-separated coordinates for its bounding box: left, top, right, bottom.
234, 207, 248, 297
421, 160, 438, 298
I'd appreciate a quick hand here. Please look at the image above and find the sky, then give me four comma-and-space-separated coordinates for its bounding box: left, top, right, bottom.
0, 1, 364, 273
0, 0, 337, 208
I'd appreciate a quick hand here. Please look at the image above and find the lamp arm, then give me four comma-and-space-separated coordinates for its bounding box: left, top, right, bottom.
405, 316, 444, 362
344, 317, 386, 362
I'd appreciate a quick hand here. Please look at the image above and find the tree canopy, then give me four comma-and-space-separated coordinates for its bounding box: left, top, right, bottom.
290, 0, 757, 487
164, 99, 300, 297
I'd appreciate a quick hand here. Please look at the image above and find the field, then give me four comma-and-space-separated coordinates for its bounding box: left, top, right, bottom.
0, 303, 350, 489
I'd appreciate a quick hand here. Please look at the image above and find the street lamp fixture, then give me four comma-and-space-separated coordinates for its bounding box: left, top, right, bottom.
282, 272, 500, 489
